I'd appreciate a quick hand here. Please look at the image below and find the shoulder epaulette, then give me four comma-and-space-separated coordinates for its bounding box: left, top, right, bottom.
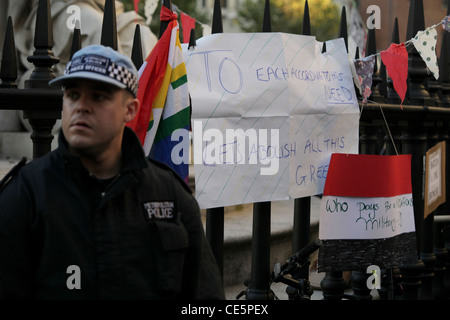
0, 157, 27, 193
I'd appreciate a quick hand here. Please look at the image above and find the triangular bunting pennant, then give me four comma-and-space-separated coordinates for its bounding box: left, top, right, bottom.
412, 29, 439, 80
349, 53, 362, 96
180, 12, 196, 44
354, 56, 375, 103
133, 0, 140, 14
443, 16, 450, 32
380, 43, 408, 107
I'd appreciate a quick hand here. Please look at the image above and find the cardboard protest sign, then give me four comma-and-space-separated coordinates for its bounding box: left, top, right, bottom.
182, 33, 360, 209
318, 153, 418, 272
424, 141, 446, 218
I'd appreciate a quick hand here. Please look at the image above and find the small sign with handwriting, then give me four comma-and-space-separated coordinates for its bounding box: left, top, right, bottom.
318, 153, 418, 272
424, 141, 446, 218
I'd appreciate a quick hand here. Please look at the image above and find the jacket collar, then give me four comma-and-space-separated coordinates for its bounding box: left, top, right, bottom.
58, 126, 149, 175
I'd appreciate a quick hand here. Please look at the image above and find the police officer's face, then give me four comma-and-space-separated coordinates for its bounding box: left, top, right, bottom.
61, 80, 138, 157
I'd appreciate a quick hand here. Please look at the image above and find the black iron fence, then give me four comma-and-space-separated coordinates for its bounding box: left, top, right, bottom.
0, 0, 449, 300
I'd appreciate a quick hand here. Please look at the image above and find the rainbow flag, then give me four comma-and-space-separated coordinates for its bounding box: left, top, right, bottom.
127, 6, 190, 184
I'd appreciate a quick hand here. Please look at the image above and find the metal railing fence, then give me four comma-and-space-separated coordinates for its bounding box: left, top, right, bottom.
0, 0, 449, 300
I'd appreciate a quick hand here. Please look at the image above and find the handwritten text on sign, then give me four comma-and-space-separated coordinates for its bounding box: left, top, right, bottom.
182, 33, 360, 209
319, 195, 415, 239
318, 153, 415, 240
424, 141, 446, 217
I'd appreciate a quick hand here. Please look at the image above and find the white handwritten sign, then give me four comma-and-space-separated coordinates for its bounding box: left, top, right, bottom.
424, 141, 446, 217
319, 154, 415, 240
317, 154, 417, 271
182, 33, 360, 209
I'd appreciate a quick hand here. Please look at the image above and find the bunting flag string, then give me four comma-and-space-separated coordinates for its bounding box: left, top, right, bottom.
353, 16, 448, 106
138, 1, 211, 40
141, 3, 447, 108
169, 3, 211, 39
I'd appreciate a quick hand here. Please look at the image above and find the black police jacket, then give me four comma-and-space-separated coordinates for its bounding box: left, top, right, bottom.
0, 127, 224, 300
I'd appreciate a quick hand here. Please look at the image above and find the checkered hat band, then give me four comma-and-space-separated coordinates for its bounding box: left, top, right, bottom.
64, 55, 138, 97
107, 63, 138, 97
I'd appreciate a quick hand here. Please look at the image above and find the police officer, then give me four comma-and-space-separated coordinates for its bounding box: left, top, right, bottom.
0, 45, 224, 300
